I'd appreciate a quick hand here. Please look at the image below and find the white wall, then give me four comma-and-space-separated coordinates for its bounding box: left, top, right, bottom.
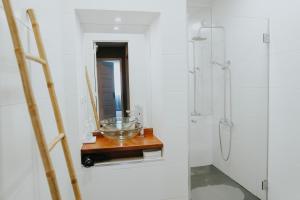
1, 1, 189, 199
0, 0, 75, 199
62, 1, 189, 200
267, 2, 300, 200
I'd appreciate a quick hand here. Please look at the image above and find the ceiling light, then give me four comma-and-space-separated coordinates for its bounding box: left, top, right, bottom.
114, 17, 122, 23
113, 26, 119, 31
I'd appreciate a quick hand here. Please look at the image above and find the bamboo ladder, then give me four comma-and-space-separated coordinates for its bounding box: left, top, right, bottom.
85, 66, 101, 129
2, 0, 82, 199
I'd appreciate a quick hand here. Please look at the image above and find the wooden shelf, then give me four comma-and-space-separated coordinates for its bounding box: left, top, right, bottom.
81, 128, 163, 167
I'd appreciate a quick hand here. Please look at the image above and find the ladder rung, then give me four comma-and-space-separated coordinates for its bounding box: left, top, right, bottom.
25, 54, 47, 65
48, 133, 65, 152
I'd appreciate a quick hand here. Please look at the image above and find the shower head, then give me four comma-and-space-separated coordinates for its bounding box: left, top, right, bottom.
192, 26, 225, 42
192, 36, 207, 41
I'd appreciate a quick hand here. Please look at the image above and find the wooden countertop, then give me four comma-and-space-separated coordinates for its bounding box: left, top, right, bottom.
81, 128, 163, 154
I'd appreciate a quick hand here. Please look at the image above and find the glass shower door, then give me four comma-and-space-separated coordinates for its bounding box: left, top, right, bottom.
211, 17, 269, 200
188, 8, 270, 200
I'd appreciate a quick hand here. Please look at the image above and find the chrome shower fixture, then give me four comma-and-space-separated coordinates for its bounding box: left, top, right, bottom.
188, 38, 203, 117
191, 36, 207, 41
219, 118, 234, 128
193, 26, 225, 42
191, 111, 201, 116
214, 59, 233, 162
211, 60, 231, 70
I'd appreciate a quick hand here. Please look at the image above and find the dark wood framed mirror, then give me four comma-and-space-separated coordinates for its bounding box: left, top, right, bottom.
96, 42, 130, 120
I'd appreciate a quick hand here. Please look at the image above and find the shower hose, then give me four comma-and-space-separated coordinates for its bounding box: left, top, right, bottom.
218, 64, 233, 161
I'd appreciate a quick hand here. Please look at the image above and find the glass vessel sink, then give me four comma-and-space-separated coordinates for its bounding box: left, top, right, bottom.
99, 117, 143, 141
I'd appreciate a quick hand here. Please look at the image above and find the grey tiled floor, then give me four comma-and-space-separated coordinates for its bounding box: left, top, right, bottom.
191, 165, 260, 200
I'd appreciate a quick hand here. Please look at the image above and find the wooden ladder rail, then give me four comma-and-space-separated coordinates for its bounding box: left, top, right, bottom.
26, 9, 82, 200
2, 0, 82, 199
85, 66, 101, 129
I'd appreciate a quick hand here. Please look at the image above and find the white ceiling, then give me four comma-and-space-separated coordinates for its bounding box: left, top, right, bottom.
76, 9, 160, 34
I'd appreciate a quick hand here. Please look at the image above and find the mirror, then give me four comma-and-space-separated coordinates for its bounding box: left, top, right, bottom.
96, 42, 130, 120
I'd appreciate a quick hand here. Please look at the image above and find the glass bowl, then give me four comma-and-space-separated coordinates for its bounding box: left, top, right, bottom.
99, 117, 143, 141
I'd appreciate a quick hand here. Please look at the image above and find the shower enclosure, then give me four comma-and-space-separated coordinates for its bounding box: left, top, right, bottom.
188, 6, 269, 200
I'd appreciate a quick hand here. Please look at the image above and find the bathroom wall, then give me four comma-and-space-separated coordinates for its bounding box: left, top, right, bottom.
211, 0, 300, 199
0, 0, 188, 200
187, 6, 213, 167
62, 0, 189, 200
61, 1, 85, 199
266, 2, 300, 200
0, 0, 75, 199
0, 1, 189, 199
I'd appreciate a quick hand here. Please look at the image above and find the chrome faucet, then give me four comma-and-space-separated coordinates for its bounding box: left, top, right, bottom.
127, 106, 144, 137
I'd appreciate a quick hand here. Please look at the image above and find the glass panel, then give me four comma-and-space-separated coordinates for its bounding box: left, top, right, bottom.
188, 6, 269, 200
211, 16, 269, 200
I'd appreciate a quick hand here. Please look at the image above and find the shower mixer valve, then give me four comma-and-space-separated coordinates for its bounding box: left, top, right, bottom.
188, 67, 200, 74
211, 60, 231, 70
219, 118, 234, 128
